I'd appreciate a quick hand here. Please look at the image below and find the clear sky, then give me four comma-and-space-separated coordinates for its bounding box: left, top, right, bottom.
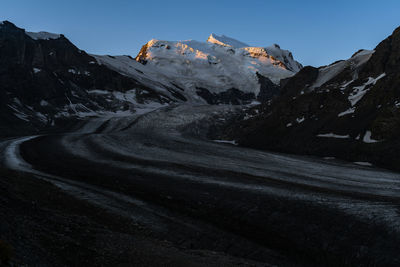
1, 0, 399, 67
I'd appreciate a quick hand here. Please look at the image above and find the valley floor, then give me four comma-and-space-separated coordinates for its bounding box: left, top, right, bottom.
1, 104, 400, 266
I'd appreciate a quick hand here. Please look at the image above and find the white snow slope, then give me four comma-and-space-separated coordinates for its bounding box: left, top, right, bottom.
96, 34, 302, 103
309, 50, 374, 90
26, 31, 61, 40
207, 33, 249, 48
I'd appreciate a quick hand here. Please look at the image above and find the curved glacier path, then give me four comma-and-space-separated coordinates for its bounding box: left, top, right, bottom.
1, 104, 400, 265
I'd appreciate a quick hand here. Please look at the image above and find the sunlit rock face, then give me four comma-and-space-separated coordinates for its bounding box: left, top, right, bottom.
135, 34, 302, 103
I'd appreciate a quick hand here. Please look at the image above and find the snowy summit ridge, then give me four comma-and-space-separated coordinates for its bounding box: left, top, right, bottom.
207, 33, 249, 48
130, 33, 302, 101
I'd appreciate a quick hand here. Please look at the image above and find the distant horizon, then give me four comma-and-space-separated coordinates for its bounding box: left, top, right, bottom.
1, 0, 399, 67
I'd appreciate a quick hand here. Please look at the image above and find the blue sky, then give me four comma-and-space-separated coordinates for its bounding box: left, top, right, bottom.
1, 0, 399, 66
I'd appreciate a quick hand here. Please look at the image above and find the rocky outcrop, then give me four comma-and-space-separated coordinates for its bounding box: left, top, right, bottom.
256, 73, 280, 102
221, 26, 400, 171
0, 21, 173, 136
135, 42, 150, 64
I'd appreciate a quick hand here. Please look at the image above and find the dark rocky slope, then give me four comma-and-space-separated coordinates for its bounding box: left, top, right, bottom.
221, 26, 400, 171
0, 21, 173, 137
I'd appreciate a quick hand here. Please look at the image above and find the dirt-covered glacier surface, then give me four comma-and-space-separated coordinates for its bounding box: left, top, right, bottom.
1, 104, 400, 266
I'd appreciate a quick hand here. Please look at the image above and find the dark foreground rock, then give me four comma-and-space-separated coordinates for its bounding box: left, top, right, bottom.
0, 167, 270, 267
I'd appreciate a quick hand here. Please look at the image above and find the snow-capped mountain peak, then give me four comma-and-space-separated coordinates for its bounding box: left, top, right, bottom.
26, 31, 61, 40
207, 33, 249, 48
131, 35, 302, 103
205, 34, 301, 72
262, 45, 302, 72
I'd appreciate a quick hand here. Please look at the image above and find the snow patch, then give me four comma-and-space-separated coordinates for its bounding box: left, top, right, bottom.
249, 100, 261, 106
40, 100, 49, 106
362, 131, 381, 143
33, 68, 41, 73
26, 31, 61, 40
317, 133, 350, 139
88, 89, 110, 95
296, 117, 305, 123
213, 140, 238, 145
338, 107, 355, 117
349, 73, 386, 106
55, 88, 168, 119
340, 80, 354, 90
354, 162, 373, 167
